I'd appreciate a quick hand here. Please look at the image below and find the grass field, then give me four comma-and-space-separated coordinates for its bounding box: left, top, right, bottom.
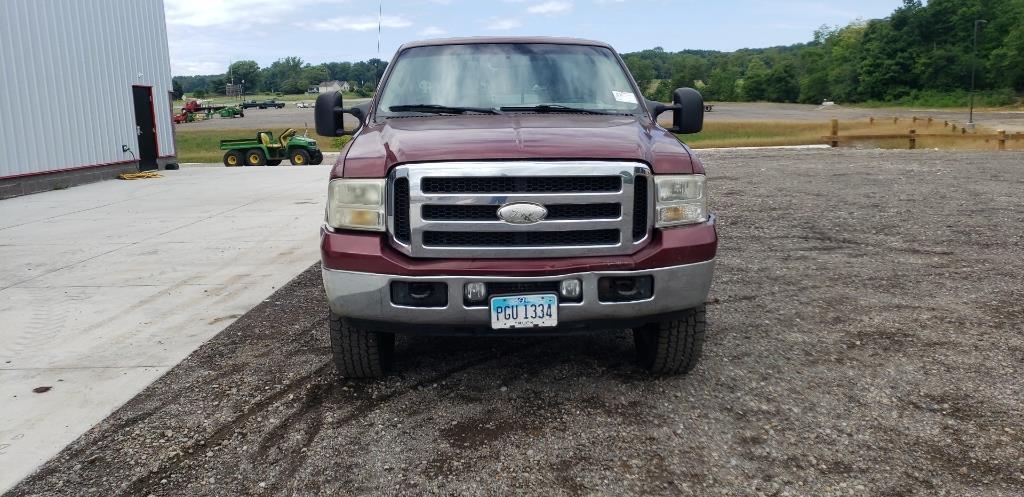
174, 120, 1018, 163
685, 119, 1021, 150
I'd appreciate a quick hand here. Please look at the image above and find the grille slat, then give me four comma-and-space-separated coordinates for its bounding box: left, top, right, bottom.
422, 176, 621, 193
632, 177, 648, 241
422, 203, 621, 221
424, 229, 620, 247
393, 177, 410, 243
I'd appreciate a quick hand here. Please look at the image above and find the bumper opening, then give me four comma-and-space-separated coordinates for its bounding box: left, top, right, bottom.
390, 281, 448, 307
598, 275, 654, 303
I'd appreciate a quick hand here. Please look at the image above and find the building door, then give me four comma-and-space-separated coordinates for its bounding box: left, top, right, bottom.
132, 86, 158, 171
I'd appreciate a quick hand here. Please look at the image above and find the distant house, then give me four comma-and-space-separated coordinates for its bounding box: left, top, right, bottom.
318, 80, 352, 94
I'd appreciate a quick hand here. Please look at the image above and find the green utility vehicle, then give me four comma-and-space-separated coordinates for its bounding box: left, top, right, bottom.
219, 128, 324, 167
218, 106, 243, 118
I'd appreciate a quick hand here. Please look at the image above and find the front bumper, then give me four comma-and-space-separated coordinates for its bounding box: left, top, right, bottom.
322, 259, 714, 334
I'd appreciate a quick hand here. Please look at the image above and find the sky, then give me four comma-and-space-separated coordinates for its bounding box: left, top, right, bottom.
164, 0, 904, 76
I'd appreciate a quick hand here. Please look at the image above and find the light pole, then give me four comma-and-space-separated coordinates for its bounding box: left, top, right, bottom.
968, 19, 988, 130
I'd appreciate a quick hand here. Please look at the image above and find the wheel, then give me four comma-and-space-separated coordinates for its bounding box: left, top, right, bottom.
310, 151, 324, 165
258, 105, 266, 109
289, 148, 310, 166
223, 150, 243, 167
329, 311, 394, 378
633, 305, 706, 375
266, 159, 282, 166
245, 148, 266, 166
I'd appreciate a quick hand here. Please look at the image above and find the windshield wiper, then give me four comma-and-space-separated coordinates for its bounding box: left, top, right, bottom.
388, 104, 502, 115
499, 104, 619, 115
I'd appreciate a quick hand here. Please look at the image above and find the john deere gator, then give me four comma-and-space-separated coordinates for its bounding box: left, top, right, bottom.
220, 128, 324, 166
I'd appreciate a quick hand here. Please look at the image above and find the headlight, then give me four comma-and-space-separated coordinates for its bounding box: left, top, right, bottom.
654, 174, 706, 227
326, 178, 386, 231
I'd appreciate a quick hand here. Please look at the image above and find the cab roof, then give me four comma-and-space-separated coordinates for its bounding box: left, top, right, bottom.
398, 36, 614, 51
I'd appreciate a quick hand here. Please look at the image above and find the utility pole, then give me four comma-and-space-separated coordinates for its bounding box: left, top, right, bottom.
967, 19, 988, 131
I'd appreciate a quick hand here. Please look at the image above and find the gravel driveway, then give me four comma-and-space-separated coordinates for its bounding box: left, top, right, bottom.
8, 149, 1023, 497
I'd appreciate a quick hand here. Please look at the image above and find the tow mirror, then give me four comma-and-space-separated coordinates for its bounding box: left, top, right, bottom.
315, 91, 367, 137
645, 87, 704, 134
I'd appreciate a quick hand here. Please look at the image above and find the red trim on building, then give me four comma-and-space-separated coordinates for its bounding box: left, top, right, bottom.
0, 160, 138, 180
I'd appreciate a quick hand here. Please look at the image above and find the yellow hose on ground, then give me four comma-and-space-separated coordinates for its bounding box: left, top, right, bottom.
118, 172, 163, 180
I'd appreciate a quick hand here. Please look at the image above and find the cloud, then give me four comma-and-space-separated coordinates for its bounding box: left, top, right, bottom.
485, 18, 523, 30
527, 1, 572, 14
165, 0, 315, 27
419, 26, 447, 36
306, 15, 413, 32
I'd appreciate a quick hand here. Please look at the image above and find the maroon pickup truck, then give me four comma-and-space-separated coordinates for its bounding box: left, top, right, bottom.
314, 37, 716, 378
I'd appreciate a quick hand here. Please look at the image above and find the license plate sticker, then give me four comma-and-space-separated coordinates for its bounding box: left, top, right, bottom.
490, 294, 558, 329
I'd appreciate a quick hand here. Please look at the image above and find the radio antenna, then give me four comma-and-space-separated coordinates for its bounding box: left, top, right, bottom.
376, 0, 383, 86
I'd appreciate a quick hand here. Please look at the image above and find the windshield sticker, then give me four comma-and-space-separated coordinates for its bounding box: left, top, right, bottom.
612, 91, 638, 104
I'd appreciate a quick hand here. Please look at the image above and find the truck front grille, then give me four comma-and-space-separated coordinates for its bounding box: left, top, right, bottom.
388, 161, 652, 258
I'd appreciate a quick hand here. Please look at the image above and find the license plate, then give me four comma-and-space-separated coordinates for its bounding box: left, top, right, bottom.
490, 294, 558, 329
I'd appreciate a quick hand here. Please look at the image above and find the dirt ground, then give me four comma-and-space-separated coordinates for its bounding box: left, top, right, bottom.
179, 100, 1024, 133
8, 149, 1024, 497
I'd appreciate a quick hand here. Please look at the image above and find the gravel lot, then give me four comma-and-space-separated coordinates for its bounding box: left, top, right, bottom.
8, 149, 1024, 497
179, 99, 370, 130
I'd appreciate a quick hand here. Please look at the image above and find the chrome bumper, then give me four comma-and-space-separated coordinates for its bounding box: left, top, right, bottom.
322, 259, 714, 328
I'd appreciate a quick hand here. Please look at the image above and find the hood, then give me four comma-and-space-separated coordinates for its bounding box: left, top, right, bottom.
334, 114, 701, 178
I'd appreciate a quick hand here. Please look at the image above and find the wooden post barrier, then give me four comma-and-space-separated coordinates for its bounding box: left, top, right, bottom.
951, 124, 957, 132
927, 117, 933, 126
869, 117, 875, 125
830, 119, 839, 147
944, 120, 949, 127
893, 116, 899, 124
912, 116, 918, 124
908, 129, 917, 150
998, 130, 1007, 150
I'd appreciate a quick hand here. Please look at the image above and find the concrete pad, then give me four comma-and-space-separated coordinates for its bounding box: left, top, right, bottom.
0, 165, 330, 492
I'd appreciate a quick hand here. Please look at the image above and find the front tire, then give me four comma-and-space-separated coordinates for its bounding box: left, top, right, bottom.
223, 150, 242, 167
310, 151, 324, 165
329, 312, 394, 378
633, 305, 706, 375
266, 159, 282, 166
289, 148, 310, 166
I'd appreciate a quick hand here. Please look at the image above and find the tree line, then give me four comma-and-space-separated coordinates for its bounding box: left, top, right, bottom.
173, 57, 387, 98
623, 0, 1023, 106
174, 0, 1023, 106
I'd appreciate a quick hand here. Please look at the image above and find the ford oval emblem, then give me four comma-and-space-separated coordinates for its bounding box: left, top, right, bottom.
497, 202, 548, 224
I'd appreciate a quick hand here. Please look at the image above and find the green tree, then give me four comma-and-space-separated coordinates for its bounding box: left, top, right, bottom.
227, 60, 260, 87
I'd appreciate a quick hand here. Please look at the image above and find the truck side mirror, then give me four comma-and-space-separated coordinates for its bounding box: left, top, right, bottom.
315, 91, 365, 137
645, 87, 704, 134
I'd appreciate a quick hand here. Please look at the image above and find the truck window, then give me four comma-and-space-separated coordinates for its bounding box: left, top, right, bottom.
377, 43, 642, 116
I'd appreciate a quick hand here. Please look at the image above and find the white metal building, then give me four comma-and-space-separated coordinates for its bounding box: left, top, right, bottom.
0, 0, 176, 198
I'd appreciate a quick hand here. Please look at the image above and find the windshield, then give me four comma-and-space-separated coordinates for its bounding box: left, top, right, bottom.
376, 43, 642, 117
